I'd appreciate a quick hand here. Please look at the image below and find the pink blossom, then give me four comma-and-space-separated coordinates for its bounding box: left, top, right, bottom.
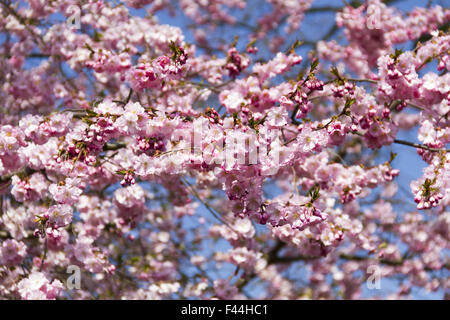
49, 178, 83, 205
17, 272, 64, 300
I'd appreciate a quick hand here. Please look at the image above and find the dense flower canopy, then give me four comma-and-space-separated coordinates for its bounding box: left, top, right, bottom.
0, 0, 449, 300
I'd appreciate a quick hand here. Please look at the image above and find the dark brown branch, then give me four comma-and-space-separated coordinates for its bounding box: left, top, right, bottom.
103, 142, 127, 151
393, 139, 450, 153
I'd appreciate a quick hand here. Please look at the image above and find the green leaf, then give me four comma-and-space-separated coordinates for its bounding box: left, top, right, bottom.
389, 152, 397, 163
308, 185, 320, 202
231, 35, 239, 47
86, 110, 98, 117
247, 38, 257, 48
330, 66, 341, 79
344, 98, 356, 109
84, 43, 95, 54
169, 41, 180, 55
310, 58, 319, 73
93, 31, 103, 42
287, 39, 303, 54
390, 48, 404, 62
297, 70, 306, 81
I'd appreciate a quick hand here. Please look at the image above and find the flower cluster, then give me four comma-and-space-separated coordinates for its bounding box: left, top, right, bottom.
0, 0, 448, 301
225, 47, 250, 78
17, 272, 64, 300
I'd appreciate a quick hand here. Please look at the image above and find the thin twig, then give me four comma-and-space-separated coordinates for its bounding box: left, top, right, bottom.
181, 177, 238, 233
39, 235, 48, 272
353, 132, 449, 153
346, 78, 378, 84
393, 139, 449, 153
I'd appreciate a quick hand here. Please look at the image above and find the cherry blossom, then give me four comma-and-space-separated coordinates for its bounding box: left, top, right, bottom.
0, 0, 448, 301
